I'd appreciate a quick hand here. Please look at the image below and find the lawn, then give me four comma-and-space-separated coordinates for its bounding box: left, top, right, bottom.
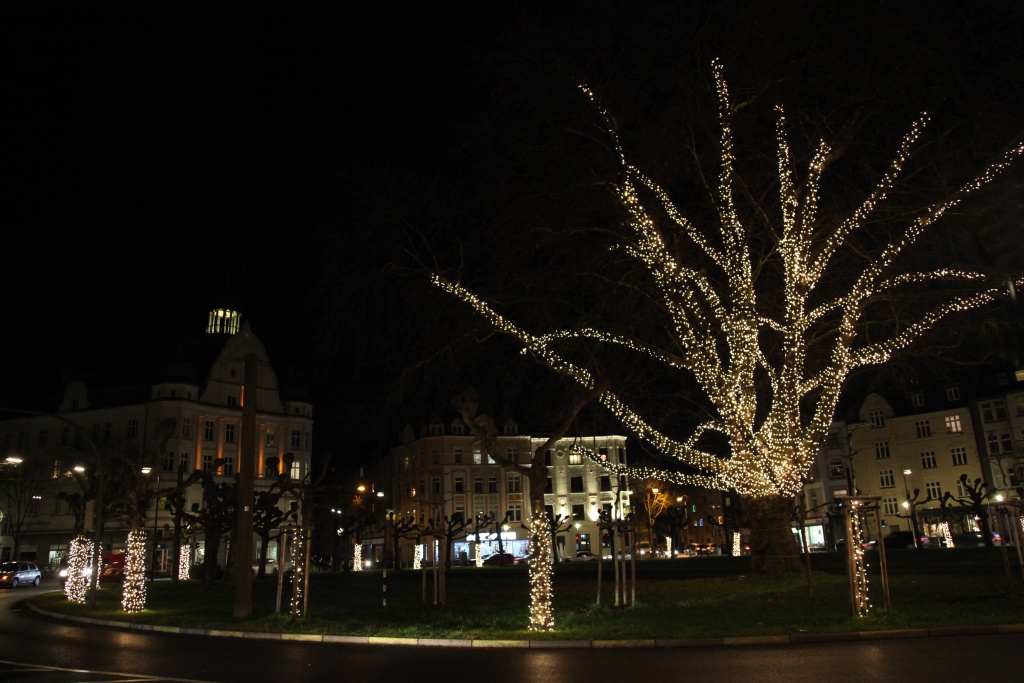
29, 548, 1023, 641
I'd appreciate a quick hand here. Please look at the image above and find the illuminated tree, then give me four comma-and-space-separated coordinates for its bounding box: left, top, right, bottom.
633, 479, 670, 547
434, 61, 1023, 573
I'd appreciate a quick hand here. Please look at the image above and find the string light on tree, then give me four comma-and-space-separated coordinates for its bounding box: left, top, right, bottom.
353, 544, 363, 571
433, 59, 1022, 523
64, 536, 92, 604
179, 543, 191, 580
849, 501, 872, 616
527, 515, 555, 631
121, 529, 148, 612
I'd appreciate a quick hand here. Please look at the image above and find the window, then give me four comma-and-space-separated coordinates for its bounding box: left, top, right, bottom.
224, 424, 237, 444
987, 432, 1014, 455
453, 449, 463, 464
951, 447, 968, 466
882, 497, 899, 515
473, 449, 482, 465
956, 478, 969, 497
569, 450, 582, 465
505, 447, 519, 463
164, 451, 177, 472
920, 451, 937, 469
572, 504, 585, 521
204, 421, 216, 441
473, 477, 483, 494
126, 419, 139, 440
869, 410, 885, 427
508, 504, 522, 522
431, 449, 440, 465
62, 426, 70, 445
431, 476, 441, 494
545, 477, 553, 493
290, 461, 302, 481
600, 475, 612, 491
829, 462, 846, 478
945, 385, 960, 401
925, 481, 942, 499
915, 420, 931, 438
291, 430, 301, 448
103, 422, 112, 441
910, 392, 924, 408
454, 476, 464, 493
570, 476, 585, 493
182, 417, 192, 439
451, 421, 465, 435
1015, 395, 1024, 416
507, 474, 520, 493
227, 395, 237, 407
874, 441, 890, 459
945, 415, 962, 433
429, 421, 444, 436
266, 429, 276, 447
28, 496, 42, 516
221, 455, 234, 476
37, 428, 49, 448
879, 469, 895, 488
487, 477, 498, 493
202, 453, 214, 471
598, 447, 609, 462
980, 400, 1007, 422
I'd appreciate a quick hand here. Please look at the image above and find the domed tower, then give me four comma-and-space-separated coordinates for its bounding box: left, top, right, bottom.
206, 293, 244, 336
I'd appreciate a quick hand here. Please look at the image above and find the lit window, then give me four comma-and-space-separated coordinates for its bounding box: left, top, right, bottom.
945, 415, 962, 433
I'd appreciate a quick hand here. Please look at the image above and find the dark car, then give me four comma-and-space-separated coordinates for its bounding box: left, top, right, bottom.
882, 531, 918, 549
0, 561, 42, 588
480, 553, 516, 566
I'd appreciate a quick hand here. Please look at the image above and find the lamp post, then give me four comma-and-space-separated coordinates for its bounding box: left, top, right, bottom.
902, 468, 919, 548
143, 468, 161, 580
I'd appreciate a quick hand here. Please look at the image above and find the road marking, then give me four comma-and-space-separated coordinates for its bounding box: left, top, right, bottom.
0, 659, 219, 682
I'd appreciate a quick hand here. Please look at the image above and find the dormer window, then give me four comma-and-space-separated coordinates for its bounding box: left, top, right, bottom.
451, 420, 465, 435
429, 421, 444, 436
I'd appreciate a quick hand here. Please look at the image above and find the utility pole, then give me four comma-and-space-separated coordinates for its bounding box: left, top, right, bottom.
233, 353, 258, 618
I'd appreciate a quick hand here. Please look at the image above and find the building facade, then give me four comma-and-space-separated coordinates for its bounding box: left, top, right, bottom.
0, 304, 312, 573
386, 420, 630, 565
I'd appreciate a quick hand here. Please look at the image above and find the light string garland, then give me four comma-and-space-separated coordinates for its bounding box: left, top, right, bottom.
850, 501, 872, 616
475, 541, 483, 568
413, 543, 422, 570
527, 515, 555, 631
121, 529, 147, 612
64, 535, 92, 604
432, 60, 1023, 501
290, 529, 306, 618
353, 544, 363, 571
178, 542, 191, 580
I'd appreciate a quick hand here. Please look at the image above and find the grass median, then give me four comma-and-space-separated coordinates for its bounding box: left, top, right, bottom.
29, 548, 1023, 641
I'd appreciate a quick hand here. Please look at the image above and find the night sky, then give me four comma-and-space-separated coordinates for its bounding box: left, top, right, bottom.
4, 3, 1023, 456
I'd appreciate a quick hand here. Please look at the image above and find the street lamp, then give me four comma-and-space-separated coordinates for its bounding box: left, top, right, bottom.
901, 468, 919, 548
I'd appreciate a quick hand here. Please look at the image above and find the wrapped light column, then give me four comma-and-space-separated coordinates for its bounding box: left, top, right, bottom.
353, 544, 363, 571
178, 542, 191, 580
527, 515, 555, 631
64, 536, 93, 604
122, 529, 148, 612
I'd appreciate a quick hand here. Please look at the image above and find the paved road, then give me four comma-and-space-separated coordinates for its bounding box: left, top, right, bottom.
2, 579, 1022, 682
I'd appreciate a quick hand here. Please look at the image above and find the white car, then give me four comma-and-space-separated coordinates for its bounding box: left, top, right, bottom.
0, 561, 41, 588
564, 551, 598, 562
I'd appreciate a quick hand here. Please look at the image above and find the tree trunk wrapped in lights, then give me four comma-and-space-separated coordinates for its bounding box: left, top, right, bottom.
64, 535, 93, 604
434, 61, 1023, 572
122, 528, 148, 612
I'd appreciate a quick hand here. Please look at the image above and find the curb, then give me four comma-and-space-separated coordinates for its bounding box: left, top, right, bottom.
24, 602, 1024, 649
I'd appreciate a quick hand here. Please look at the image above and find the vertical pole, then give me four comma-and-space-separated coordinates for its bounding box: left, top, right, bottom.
233, 354, 258, 618
382, 568, 387, 608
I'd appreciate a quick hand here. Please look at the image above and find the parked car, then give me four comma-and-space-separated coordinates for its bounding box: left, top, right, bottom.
564, 551, 598, 562
948, 531, 1003, 547
480, 553, 516, 566
637, 541, 653, 556
0, 561, 41, 588
882, 531, 920, 549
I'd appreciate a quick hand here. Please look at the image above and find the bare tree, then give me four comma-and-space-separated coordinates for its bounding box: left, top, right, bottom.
434, 61, 1023, 574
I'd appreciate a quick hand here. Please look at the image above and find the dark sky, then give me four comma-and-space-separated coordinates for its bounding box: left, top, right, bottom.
3, 5, 502, 406
4, 3, 1023, 456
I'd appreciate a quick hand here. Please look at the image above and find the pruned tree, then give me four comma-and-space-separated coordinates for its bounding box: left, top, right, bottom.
0, 455, 52, 560
433, 61, 1023, 574
942, 475, 996, 547
633, 478, 670, 547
